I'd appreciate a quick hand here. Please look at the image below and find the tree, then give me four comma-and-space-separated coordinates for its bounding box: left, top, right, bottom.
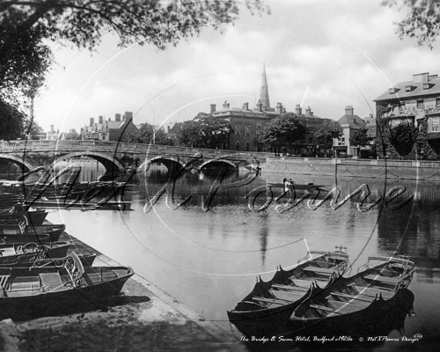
261, 113, 307, 152
23, 119, 44, 140
178, 120, 202, 147
383, 0, 440, 48
351, 127, 372, 147
177, 113, 231, 148
389, 122, 417, 156
314, 120, 342, 148
135, 123, 174, 145
0, 0, 267, 102
0, 98, 25, 140
196, 113, 231, 148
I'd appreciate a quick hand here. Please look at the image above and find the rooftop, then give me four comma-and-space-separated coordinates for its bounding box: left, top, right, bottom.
375, 72, 440, 102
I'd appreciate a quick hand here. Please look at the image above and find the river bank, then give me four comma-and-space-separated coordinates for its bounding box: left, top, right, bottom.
262, 156, 440, 181
0, 228, 245, 352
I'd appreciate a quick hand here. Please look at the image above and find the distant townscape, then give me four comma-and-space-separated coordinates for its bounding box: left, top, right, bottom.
29, 67, 440, 161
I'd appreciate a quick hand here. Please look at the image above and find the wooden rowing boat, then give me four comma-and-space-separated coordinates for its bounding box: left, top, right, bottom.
227, 248, 350, 336
0, 252, 97, 268
0, 241, 71, 266
0, 252, 134, 320
228, 254, 415, 337
0, 206, 48, 226
286, 257, 415, 338
0, 218, 65, 243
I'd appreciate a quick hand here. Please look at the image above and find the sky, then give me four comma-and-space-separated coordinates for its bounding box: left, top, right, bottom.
33, 0, 440, 133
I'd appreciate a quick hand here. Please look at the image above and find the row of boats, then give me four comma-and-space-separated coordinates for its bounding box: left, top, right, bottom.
227, 247, 415, 340
1, 165, 133, 211
0, 191, 134, 321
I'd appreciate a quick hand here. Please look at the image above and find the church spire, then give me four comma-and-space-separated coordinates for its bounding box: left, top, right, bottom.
259, 64, 270, 110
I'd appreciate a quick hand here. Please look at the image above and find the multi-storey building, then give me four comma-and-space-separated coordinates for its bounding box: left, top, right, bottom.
210, 65, 332, 154
374, 72, 440, 130
334, 106, 367, 157
81, 111, 138, 142
374, 72, 440, 158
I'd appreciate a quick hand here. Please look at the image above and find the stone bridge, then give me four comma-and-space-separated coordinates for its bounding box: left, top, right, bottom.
0, 140, 266, 176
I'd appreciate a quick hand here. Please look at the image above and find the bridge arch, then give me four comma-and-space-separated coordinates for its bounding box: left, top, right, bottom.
52, 151, 125, 174
198, 158, 237, 171
142, 155, 186, 172
0, 153, 33, 173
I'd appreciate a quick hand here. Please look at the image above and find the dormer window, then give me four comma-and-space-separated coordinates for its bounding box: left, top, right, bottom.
389, 88, 395, 94
405, 85, 415, 92
423, 83, 434, 90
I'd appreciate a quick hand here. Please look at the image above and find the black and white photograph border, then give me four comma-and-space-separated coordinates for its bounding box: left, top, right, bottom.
0, 0, 440, 351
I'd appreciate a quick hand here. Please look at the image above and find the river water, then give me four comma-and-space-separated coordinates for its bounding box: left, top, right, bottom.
44, 160, 440, 352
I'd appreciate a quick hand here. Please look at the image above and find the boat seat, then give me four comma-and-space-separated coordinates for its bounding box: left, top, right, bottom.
85, 270, 117, 283
330, 292, 374, 303
327, 300, 369, 313
310, 304, 343, 314
272, 284, 307, 291
10, 276, 40, 291
288, 279, 314, 288
270, 289, 306, 301
353, 286, 394, 299
0, 275, 10, 290
364, 274, 400, 284
40, 273, 65, 291
252, 296, 291, 306
303, 266, 338, 275
0, 248, 16, 256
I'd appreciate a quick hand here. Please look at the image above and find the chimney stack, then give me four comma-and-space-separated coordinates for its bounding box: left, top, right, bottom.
295, 104, 302, 115
210, 104, 216, 113
345, 105, 354, 115
50, 125, 54, 133
276, 102, 283, 114
243, 102, 249, 110
256, 100, 263, 112
99, 116, 103, 124
90, 118, 94, 126
115, 114, 121, 122
223, 101, 230, 109
413, 72, 429, 83
124, 111, 133, 122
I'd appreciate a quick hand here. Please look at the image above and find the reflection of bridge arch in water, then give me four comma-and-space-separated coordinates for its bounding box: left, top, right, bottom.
198, 158, 237, 172
52, 151, 124, 174
0, 153, 34, 172
142, 154, 241, 174
142, 155, 186, 172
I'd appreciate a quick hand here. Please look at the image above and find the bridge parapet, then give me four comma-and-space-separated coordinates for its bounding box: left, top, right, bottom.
0, 140, 268, 173
0, 140, 269, 160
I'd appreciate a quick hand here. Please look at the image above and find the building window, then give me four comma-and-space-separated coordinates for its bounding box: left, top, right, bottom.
417, 99, 425, 109
256, 123, 261, 129
235, 141, 240, 150
432, 117, 440, 132
235, 125, 240, 136
245, 126, 250, 136
338, 137, 345, 146
436, 98, 440, 108
246, 142, 250, 151
256, 130, 261, 140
